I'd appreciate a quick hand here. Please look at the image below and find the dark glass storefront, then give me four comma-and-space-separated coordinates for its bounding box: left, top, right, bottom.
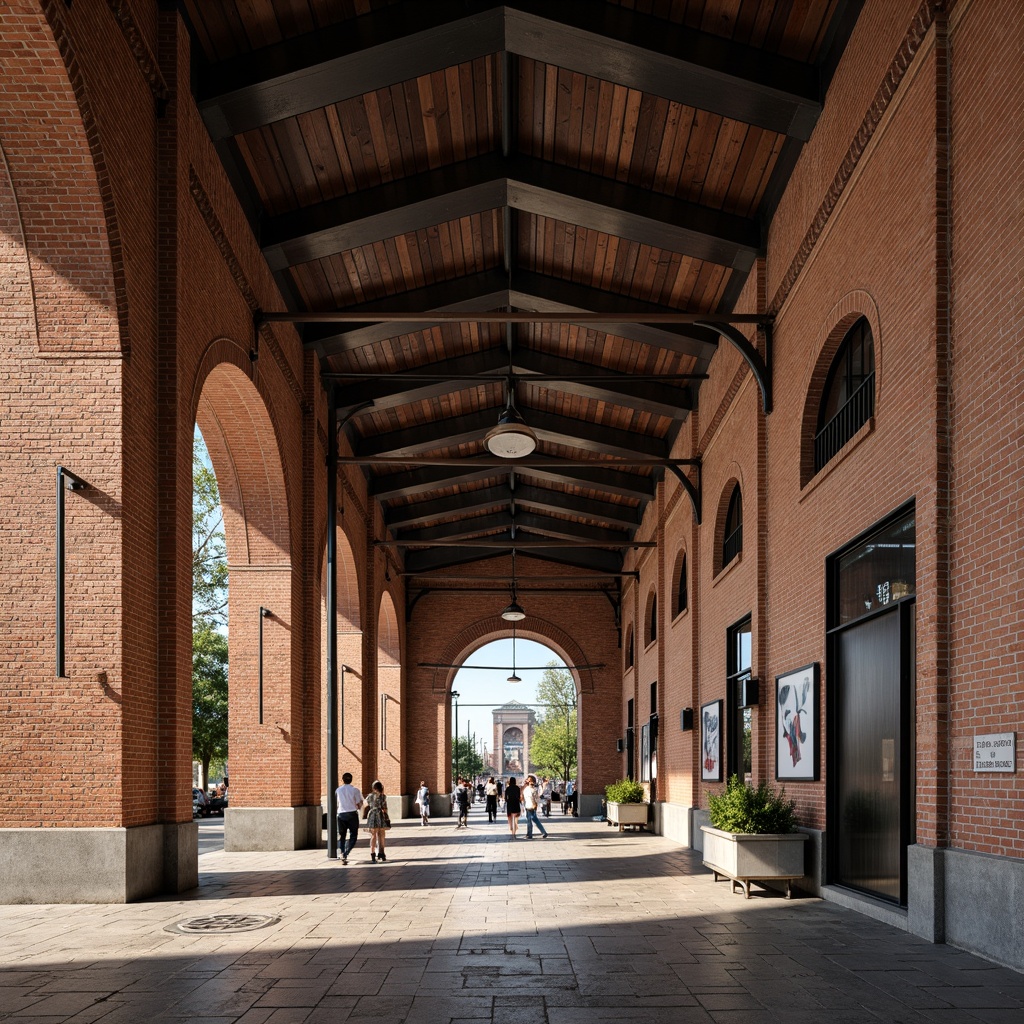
828, 507, 916, 904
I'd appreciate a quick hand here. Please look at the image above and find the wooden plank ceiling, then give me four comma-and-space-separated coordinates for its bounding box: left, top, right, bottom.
183, 0, 860, 580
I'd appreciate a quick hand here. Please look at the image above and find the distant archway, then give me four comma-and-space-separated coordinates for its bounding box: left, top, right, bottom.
376, 592, 403, 799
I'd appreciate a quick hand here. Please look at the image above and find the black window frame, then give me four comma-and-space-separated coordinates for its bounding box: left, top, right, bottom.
722, 484, 743, 568
726, 615, 753, 782
675, 552, 688, 616
814, 317, 876, 473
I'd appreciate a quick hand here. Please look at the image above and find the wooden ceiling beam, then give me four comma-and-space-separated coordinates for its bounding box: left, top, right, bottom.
261, 153, 759, 273
354, 407, 669, 461
394, 510, 632, 546
308, 271, 717, 358
333, 346, 693, 418
196, 2, 819, 141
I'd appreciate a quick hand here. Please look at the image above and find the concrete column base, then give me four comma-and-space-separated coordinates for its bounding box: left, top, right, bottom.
0, 822, 197, 903
224, 805, 321, 851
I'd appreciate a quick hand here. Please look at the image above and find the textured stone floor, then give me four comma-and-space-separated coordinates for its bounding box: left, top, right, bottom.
1, 803, 1022, 1023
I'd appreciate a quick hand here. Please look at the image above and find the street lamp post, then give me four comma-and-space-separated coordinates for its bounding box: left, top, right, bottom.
451, 690, 460, 784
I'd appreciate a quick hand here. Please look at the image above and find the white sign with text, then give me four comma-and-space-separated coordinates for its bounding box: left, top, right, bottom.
973, 732, 1016, 772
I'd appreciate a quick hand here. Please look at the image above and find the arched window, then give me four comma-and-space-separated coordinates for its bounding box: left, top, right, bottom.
723, 484, 743, 567
815, 317, 875, 472
646, 591, 657, 646
625, 625, 634, 669
673, 552, 688, 617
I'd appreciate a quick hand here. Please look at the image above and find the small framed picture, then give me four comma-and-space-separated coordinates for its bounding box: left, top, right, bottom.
700, 700, 722, 782
775, 663, 819, 781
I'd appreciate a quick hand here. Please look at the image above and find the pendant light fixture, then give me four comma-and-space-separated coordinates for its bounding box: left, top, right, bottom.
484, 374, 537, 458
507, 621, 522, 684
501, 550, 526, 622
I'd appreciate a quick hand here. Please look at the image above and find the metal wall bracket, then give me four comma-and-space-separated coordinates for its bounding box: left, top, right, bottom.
696, 319, 773, 414
667, 461, 702, 525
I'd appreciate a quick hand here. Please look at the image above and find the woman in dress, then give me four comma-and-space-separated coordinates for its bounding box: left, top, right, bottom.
504, 777, 522, 839
365, 779, 391, 862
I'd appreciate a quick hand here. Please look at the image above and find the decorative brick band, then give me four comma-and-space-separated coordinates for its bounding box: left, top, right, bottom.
769, 0, 945, 316
104, 0, 168, 111
187, 165, 307, 411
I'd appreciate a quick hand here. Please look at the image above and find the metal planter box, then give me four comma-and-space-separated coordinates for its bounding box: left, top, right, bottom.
607, 801, 649, 831
700, 825, 808, 898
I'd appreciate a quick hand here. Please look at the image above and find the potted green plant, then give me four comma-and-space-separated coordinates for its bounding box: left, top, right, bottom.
604, 778, 648, 831
700, 775, 807, 898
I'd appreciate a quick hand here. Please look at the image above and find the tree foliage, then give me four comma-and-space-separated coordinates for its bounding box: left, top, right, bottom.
529, 663, 578, 783
452, 736, 485, 780
193, 435, 228, 629
192, 621, 228, 791
193, 431, 229, 788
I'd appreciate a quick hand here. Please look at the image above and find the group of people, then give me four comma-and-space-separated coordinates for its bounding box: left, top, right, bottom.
335, 772, 578, 861
334, 772, 392, 864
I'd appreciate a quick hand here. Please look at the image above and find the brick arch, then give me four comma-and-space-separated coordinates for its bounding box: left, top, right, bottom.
376, 592, 403, 794
1, 4, 125, 354
430, 616, 594, 697
194, 355, 290, 566
799, 290, 883, 486
671, 546, 688, 618
644, 587, 658, 646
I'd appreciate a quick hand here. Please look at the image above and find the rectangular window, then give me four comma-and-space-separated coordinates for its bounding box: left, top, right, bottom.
626, 698, 635, 780
727, 617, 753, 782
640, 723, 651, 781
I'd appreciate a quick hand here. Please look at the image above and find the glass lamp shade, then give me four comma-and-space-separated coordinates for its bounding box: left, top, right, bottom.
484, 407, 537, 458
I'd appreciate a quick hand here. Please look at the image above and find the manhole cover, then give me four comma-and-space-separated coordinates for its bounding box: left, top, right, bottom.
167, 913, 280, 934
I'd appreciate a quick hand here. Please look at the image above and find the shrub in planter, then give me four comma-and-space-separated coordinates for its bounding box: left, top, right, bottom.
708, 775, 796, 834
604, 778, 646, 803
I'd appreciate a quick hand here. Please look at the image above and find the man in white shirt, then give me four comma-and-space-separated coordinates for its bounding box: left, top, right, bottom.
522, 775, 548, 839
335, 772, 364, 865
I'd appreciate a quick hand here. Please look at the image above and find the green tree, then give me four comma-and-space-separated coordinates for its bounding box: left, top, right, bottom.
192, 622, 228, 791
193, 431, 229, 788
530, 663, 578, 783
193, 433, 228, 629
452, 736, 484, 780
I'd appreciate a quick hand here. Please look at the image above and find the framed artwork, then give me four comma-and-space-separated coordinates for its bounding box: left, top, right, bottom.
700, 700, 722, 782
776, 663, 819, 781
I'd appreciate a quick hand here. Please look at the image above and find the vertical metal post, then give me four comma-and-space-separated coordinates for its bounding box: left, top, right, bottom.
326, 386, 339, 859
453, 693, 459, 782
258, 607, 270, 724
56, 466, 85, 678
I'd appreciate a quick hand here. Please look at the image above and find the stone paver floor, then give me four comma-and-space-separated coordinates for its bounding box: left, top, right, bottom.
1, 804, 1022, 1023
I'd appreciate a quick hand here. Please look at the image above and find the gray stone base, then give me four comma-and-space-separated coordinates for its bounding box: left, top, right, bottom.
653, 801, 692, 847
0, 823, 197, 903
941, 845, 1024, 970
908, 843, 944, 942
578, 793, 602, 818
225, 805, 321, 852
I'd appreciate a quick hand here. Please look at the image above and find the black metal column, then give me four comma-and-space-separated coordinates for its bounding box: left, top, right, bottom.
326, 386, 339, 859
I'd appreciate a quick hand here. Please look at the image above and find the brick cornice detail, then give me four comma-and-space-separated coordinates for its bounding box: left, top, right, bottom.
105, 0, 169, 110
769, 0, 945, 316
187, 165, 308, 412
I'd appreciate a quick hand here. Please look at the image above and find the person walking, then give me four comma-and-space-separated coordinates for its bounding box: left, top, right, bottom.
541, 776, 553, 817
455, 777, 470, 828
522, 775, 548, 839
504, 777, 522, 839
335, 771, 364, 865
365, 780, 391, 862
485, 776, 499, 822
415, 780, 430, 826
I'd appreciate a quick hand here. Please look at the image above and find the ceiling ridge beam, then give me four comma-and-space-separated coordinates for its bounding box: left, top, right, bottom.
197, 2, 819, 141
262, 152, 759, 272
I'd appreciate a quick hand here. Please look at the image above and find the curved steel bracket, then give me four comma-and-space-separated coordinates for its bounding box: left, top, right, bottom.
696, 320, 773, 414
667, 462, 702, 525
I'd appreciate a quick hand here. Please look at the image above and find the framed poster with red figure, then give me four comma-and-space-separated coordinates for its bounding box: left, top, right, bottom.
776, 664, 819, 781
700, 700, 722, 782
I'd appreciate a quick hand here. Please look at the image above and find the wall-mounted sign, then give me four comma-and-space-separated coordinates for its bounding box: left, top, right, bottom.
973, 732, 1016, 772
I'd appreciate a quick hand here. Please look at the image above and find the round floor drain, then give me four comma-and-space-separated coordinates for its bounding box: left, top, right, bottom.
168, 913, 280, 934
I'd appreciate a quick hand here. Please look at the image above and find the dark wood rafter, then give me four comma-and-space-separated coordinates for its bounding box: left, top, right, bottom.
305, 270, 721, 358
394, 510, 632, 546
352, 407, 669, 461
260, 153, 760, 273
197, 2, 820, 142
403, 541, 627, 576
332, 347, 694, 418
385, 483, 642, 532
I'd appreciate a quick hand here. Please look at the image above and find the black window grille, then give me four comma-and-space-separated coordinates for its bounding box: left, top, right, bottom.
722, 485, 743, 567
676, 554, 688, 615
815, 318, 875, 473
647, 593, 657, 644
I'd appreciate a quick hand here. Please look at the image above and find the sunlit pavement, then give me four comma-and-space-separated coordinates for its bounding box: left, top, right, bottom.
1, 802, 1022, 1023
